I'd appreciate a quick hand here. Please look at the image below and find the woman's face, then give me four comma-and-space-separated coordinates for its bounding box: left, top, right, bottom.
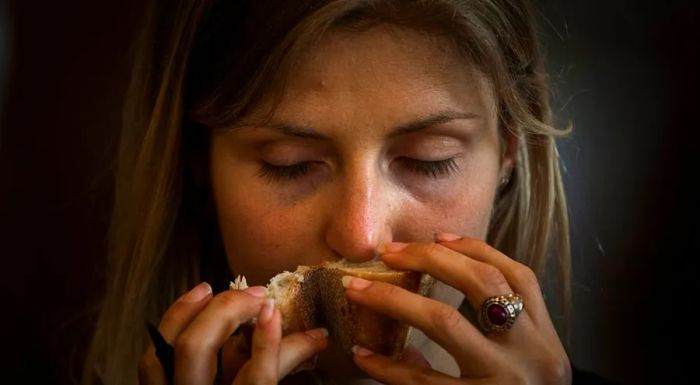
211, 25, 512, 296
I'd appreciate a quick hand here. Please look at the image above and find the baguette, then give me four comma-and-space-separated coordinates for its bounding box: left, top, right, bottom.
230, 260, 433, 359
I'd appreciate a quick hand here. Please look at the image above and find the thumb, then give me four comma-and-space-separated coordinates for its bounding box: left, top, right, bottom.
233, 300, 281, 385
398, 344, 432, 369
220, 333, 251, 385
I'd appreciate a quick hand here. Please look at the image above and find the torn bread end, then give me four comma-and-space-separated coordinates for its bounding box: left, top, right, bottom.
229, 275, 249, 290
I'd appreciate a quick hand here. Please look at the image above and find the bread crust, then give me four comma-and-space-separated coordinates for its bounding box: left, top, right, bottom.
316, 264, 423, 358
272, 269, 318, 334
232, 260, 433, 360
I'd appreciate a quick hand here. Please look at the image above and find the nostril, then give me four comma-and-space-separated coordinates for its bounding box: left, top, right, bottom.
330, 249, 344, 262
329, 247, 379, 263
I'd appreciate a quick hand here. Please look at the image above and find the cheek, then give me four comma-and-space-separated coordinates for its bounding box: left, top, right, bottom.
402, 182, 496, 241
397, 165, 499, 242
214, 187, 321, 284
210, 146, 320, 284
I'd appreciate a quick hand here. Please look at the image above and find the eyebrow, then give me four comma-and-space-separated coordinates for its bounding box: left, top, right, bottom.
389, 111, 480, 137
265, 111, 480, 140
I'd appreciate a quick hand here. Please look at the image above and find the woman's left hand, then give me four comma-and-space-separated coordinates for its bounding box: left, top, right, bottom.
343, 234, 572, 385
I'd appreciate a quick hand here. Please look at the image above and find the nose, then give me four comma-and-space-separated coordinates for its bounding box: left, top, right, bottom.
324, 166, 392, 263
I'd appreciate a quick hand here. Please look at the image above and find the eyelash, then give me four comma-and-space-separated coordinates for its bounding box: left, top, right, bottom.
258, 158, 459, 182
399, 157, 459, 178
258, 162, 315, 182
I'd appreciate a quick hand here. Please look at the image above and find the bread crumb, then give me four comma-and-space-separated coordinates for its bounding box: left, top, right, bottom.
229, 275, 248, 290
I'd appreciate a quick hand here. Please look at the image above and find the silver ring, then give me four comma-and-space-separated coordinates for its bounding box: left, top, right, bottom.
479, 293, 524, 333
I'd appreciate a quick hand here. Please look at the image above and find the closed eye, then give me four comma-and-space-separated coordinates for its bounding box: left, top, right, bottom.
399, 157, 459, 178
258, 161, 317, 182
258, 157, 459, 183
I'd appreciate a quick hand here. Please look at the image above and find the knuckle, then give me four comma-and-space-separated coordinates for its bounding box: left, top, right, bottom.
252, 327, 280, 351
420, 242, 446, 257
252, 336, 275, 352
463, 237, 488, 252
216, 291, 263, 324
160, 309, 187, 329
476, 240, 495, 256
495, 368, 527, 385
464, 236, 480, 247
213, 289, 246, 307
406, 367, 435, 384
430, 302, 463, 331
512, 263, 540, 289
417, 243, 448, 266
539, 353, 572, 384
475, 263, 508, 289
214, 289, 263, 312
173, 331, 201, 355
240, 360, 274, 385
381, 281, 403, 299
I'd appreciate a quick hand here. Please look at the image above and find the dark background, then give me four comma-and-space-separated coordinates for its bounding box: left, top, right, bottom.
1, 1, 698, 384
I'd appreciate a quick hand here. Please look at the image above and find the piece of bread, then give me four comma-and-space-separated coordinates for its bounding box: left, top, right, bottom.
230, 260, 433, 359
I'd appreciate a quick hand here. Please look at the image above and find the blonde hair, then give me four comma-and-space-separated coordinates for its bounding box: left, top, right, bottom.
82, 1, 571, 384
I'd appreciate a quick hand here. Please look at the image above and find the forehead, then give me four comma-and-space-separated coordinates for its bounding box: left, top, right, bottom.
269, 25, 496, 128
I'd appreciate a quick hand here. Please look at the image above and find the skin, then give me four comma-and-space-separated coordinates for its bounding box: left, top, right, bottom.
139, 25, 570, 385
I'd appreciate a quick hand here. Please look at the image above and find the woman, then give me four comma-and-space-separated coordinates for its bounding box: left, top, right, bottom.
83, 0, 578, 384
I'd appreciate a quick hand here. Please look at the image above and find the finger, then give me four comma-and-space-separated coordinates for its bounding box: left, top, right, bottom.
398, 344, 431, 370
159, 282, 214, 342
380, 242, 514, 314
221, 325, 329, 382
138, 282, 213, 385
433, 234, 549, 325
250, 300, 281, 382
343, 276, 496, 375
220, 288, 267, 382
220, 333, 250, 385
278, 328, 329, 377
233, 299, 281, 385
173, 288, 266, 385
352, 346, 461, 385
138, 345, 167, 385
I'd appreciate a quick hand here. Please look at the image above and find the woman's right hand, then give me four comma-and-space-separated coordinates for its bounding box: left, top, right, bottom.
138, 282, 329, 385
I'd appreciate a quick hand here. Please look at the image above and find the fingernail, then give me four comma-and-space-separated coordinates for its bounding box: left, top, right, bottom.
342, 276, 372, 290
244, 286, 267, 298
305, 328, 329, 339
378, 242, 409, 254
434, 232, 462, 242
180, 282, 212, 303
259, 298, 275, 324
352, 345, 374, 357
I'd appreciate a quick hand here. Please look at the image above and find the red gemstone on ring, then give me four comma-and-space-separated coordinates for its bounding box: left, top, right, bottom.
487, 304, 508, 326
